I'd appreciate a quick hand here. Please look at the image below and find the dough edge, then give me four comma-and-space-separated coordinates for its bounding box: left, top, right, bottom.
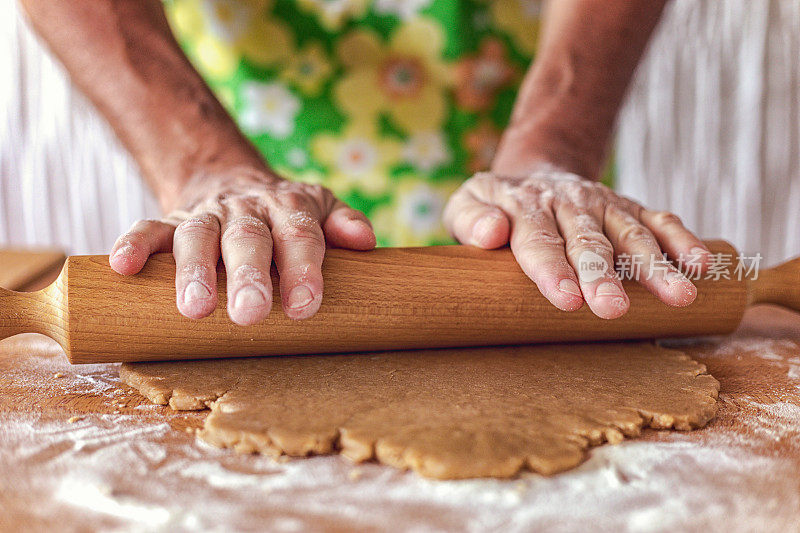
119, 345, 720, 480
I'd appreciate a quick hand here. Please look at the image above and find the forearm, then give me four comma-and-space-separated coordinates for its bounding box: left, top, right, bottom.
493, 0, 667, 180
20, 0, 267, 211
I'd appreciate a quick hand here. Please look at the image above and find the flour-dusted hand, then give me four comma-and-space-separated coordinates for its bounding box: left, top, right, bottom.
17, 0, 376, 326
443, 166, 709, 319
109, 169, 375, 325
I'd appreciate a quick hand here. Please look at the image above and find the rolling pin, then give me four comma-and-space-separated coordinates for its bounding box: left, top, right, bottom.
1, 240, 796, 364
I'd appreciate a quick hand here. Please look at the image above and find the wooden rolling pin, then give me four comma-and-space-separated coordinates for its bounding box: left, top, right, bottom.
1, 240, 796, 364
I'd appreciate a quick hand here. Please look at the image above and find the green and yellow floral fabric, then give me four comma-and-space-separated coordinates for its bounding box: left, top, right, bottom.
166, 0, 540, 245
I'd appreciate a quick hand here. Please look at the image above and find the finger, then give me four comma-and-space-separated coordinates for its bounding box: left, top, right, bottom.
556, 206, 629, 319
638, 206, 710, 277
173, 214, 221, 320
605, 204, 696, 307
270, 207, 326, 320
109, 219, 175, 275
220, 211, 274, 326
508, 207, 584, 312
443, 189, 510, 249
323, 200, 376, 250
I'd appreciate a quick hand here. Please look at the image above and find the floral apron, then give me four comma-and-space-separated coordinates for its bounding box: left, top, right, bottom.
167, 0, 540, 245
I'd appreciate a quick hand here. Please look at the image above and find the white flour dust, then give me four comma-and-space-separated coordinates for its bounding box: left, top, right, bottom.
2, 404, 799, 531
714, 337, 800, 391
2, 334, 799, 531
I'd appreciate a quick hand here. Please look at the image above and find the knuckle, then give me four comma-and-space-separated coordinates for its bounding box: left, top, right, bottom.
509, 185, 551, 212
466, 172, 502, 200
443, 190, 474, 220
229, 263, 269, 285
468, 171, 493, 186
445, 185, 469, 205
616, 196, 643, 216
566, 232, 611, 256
122, 219, 166, 246
651, 210, 683, 228
339, 208, 369, 226
285, 210, 319, 230
219, 195, 258, 213
517, 228, 565, 250
178, 262, 215, 281
301, 182, 327, 197
274, 215, 324, 246
520, 208, 551, 227
572, 212, 599, 229
175, 215, 219, 239
616, 224, 653, 248
275, 190, 310, 211
221, 215, 271, 242
465, 172, 498, 191
134, 218, 164, 232
558, 181, 586, 198
282, 262, 320, 281
117, 231, 149, 250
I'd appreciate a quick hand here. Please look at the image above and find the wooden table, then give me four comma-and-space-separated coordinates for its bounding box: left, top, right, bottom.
1, 251, 798, 531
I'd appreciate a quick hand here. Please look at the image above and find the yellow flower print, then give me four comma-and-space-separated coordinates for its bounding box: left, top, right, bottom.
312, 122, 401, 196
239, 14, 293, 67
402, 131, 451, 172
490, 0, 542, 55
199, 0, 251, 42
297, 0, 370, 31
281, 42, 333, 97
333, 19, 451, 133
370, 176, 461, 246
192, 35, 240, 80
167, 0, 293, 80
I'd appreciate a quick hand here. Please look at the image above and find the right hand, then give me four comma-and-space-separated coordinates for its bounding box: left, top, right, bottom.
108, 168, 376, 325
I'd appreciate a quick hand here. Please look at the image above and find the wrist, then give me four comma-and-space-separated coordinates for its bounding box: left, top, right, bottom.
493, 55, 614, 180
146, 128, 270, 212
126, 72, 269, 211
492, 105, 608, 180
160, 158, 278, 213
492, 117, 607, 180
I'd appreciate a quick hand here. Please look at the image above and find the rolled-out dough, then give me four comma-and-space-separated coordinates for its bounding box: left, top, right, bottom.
120, 342, 719, 479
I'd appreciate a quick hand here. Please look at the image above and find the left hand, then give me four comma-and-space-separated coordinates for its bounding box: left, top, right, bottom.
442, 166, 709, 319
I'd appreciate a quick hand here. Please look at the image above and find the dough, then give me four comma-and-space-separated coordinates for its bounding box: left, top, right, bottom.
120, 342, 719, 479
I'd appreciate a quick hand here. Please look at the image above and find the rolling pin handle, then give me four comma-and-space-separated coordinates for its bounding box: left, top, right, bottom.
0, 287, 51, 340
747, 257, 800, 312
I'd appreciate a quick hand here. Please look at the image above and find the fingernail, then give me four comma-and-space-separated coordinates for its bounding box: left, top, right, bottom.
664, 269, 688, 284
595, 281, 624, 298
349, 218, 369, 230
233, 285, 266, 309
558, 279, 582, 297
111, 245, 132, 260
610, 297, 628, 312
184, 280, 211, 304
287, 285, 313, 309
689, 246, 708, 258
472, 215, 500, 245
